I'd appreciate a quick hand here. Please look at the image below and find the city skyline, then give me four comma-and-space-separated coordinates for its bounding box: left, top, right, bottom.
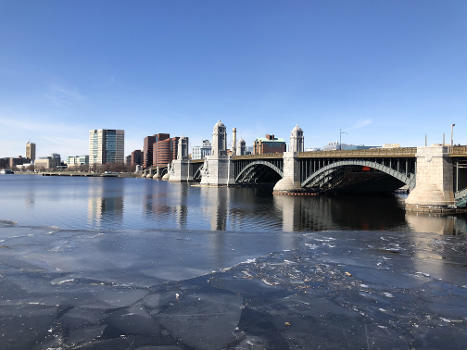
0, 1, 465, 158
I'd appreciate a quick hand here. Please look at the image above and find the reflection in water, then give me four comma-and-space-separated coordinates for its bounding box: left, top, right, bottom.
200, 187, 230, 266
200, 187, 229, 231
0, 176, 464, 236
87, 178, 124, 227
273, 194, 408, 232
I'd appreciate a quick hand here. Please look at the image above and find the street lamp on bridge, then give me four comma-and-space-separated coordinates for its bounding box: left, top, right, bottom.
451, 123, 455, 147
339, 129, 348, 150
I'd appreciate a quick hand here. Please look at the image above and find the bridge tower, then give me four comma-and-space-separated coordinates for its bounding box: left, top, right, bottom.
169, 136, 193, 182
212, 121, 227, 157
406, 145, 455, 212
200, 121, 235, 186
290, 125, 304, 152
273, 125, 304, 193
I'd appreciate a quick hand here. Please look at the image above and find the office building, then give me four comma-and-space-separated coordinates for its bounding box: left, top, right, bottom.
253, 134, 286, 155
192, 139, 212, 160
131, 150, 143, 166
143, 133, 170, 168
89, 129, 124, 165
8, 156, 27, 168
154, 137, 179, 166
67, 155, 89, 167
26, 142, 36, 162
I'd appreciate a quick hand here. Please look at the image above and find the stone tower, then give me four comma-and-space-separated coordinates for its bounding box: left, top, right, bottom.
290, 125, 304, 153
212, 121, 227, 157
177, 137, 189, 160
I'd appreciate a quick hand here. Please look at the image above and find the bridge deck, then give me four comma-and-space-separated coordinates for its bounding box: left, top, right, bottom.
231, 146, 466, 160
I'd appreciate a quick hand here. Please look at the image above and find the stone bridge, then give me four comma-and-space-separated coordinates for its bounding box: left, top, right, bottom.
165, 122, 467, 212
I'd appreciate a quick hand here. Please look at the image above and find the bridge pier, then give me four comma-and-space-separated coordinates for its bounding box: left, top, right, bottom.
152, 166, 161, 180
169, 159, 193, 182
406, 145, 455, 213
272, 152, 302, 193
200, 156, 235, 186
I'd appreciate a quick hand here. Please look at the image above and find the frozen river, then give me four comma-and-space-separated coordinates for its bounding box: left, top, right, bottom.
0, 175, 465, 349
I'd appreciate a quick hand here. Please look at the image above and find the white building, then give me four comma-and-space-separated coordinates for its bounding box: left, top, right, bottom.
67, 155, 89, 167
89, 129, 124, 165
192, 140, 212, 160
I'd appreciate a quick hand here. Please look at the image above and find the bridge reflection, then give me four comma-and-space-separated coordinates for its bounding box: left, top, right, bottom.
141, 183, 465, 235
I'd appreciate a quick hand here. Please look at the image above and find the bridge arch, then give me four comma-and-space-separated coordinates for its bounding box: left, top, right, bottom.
193, 165, 203, 181
301, 160, 415, 189
235, 160, 283, 183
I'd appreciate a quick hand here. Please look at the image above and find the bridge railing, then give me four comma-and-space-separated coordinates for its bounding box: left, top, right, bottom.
298, 147, 417, 158
233, 153, 284, 160
449, 145, 467, 157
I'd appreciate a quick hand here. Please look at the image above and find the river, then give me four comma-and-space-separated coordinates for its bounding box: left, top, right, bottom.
0, 175, 465, 349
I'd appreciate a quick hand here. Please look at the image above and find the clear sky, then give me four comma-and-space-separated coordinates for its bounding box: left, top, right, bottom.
0, 0, 465, 158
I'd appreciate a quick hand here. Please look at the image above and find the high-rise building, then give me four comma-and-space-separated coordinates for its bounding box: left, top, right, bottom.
26, 141, 36, 161
131, 150, 143, 166
154, 137, 180, 166
89, 129, 124, 165
143, 133, 170, 168
253, 134, 286, 155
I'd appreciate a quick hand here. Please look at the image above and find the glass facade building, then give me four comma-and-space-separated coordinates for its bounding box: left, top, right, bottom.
89, 129, 124, 165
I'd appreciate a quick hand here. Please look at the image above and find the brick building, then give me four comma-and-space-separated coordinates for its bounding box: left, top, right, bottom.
154, 137, 179, 167
130, 150, 143, 167
253, 134, 286, 155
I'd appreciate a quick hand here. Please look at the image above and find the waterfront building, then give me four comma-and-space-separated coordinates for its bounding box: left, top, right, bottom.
131, 150, 143, 166
34, 157, 53, 170
126, 155, 131, 166
51, 153, 61, 167
143, 133, 170, 168
67, 155, 89, 167
253, 134, 286, 155
143, 135, 156, 168
8, 156, 28, 168
89, 129, 124, 165
26, 141, 36, 162
154, 136, 180, 166
0, 158, 9, 169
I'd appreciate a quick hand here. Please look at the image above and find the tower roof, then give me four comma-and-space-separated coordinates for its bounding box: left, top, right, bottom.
213, 120, 226, 131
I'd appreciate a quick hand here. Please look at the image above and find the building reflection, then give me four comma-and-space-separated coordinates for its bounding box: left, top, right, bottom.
200, 187, 229, 231
200, 186, 230, 266
142, 182, 189, 229
87, 178, 124, 226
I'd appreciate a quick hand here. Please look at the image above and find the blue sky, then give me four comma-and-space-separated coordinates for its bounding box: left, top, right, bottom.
0, 0, 465, 157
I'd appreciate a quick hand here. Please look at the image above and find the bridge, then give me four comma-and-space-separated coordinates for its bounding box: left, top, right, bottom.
162, 122, 467, 213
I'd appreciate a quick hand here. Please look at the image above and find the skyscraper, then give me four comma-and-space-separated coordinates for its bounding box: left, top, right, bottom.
89, 129, 124, 165
26, 141, 36, 161
143, 133, 170, 168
